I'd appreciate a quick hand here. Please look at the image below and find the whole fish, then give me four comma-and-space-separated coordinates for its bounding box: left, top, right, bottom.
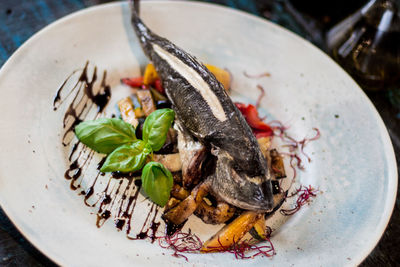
130, 2, 274, 211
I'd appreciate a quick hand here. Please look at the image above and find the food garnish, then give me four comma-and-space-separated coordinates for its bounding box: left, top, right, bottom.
75, 118, 137, 154
141, 162, 174, 207
75, 108, 175, 206
280, 185, 319, 216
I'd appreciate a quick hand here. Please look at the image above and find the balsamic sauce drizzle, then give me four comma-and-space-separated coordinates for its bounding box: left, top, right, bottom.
54, 61, 111, 146
54, 61, 163, 242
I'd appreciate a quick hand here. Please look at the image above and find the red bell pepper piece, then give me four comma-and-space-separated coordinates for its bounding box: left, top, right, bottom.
154, 79, 165, 95
121, 77, 144, 88
235, 102, 273, 137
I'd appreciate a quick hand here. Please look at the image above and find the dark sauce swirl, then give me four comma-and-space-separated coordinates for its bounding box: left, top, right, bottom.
54, 61, 162, 242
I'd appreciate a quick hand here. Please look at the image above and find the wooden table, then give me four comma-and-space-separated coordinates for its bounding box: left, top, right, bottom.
0, 0, 398, 266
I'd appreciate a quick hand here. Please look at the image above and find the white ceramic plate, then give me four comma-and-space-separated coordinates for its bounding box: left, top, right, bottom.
0, 1, 397, 266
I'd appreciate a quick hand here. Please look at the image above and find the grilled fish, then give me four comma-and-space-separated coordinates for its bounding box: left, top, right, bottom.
130, 2, 274, 211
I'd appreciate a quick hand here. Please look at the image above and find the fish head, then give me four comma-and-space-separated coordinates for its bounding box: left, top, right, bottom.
210, 150, 274, 212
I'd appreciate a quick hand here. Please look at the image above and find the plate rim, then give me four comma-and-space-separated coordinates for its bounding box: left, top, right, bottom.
0, 1, 397, 266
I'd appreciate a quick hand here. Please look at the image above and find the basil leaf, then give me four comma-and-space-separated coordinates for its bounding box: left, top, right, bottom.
75, 118, 136, 154
100, 140, 152, 173
141, 162, 173, 207
142, 109, 175, 151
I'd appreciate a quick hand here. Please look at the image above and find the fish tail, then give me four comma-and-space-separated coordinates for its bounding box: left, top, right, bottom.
132, 0, 140, 14
130, 0, 154, 57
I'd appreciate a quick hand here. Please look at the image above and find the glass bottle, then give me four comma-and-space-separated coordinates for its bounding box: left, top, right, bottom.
326, 0, 400, 92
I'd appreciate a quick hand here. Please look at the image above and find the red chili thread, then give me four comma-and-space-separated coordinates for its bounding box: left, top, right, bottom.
298, 128, 321, 162
255, 85, 265, 109
280, 185, 318, 216
156, 230, 202, 261
268, 120, 288, 133
206, 234, 275, 259
268, 122, 320, 178
280, 152, 303, 179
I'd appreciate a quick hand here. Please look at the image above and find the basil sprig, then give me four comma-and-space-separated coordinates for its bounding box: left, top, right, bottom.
141, 162, 173, 207
75, 118, 136, 154
100, 141, 152, 173
143, 109, 175, 151
74, 108, 175, 207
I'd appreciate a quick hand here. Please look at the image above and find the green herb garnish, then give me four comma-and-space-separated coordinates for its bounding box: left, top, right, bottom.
100, 141, 152, 173
74, 108, 175, 207
143, 108, 175, 151
75, 118, 136, 154
141, 162, 174, 206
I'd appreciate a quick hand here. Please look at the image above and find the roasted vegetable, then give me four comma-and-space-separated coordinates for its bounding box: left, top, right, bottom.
170, 184, 190, 200
134, 107, 145, 118
163, 181, 210, 225
195, 199, 235, 225
137, 89, 156, 116
121, 77, 144, 88
164, 197, 181, 213
118, 97, 139, 127
154, 79, 164, 94
270, 149, 286, 179
200, 211, 262, 252
150, 87, 167, 102
143, 63, 159, 85
235, 103, 273, 138
249, 215, 268, 241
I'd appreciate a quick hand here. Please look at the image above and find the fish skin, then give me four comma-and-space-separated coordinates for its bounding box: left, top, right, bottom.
130, 3, 273, 211
175, 122, 207, 189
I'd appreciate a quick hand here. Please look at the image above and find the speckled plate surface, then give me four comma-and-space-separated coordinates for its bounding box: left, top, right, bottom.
0, 1, 397, 266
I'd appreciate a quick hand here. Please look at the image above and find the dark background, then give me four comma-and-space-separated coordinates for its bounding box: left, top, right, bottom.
0, 0, 399, 266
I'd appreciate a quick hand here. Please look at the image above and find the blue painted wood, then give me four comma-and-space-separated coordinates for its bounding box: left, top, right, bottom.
0, 0, 398, 266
